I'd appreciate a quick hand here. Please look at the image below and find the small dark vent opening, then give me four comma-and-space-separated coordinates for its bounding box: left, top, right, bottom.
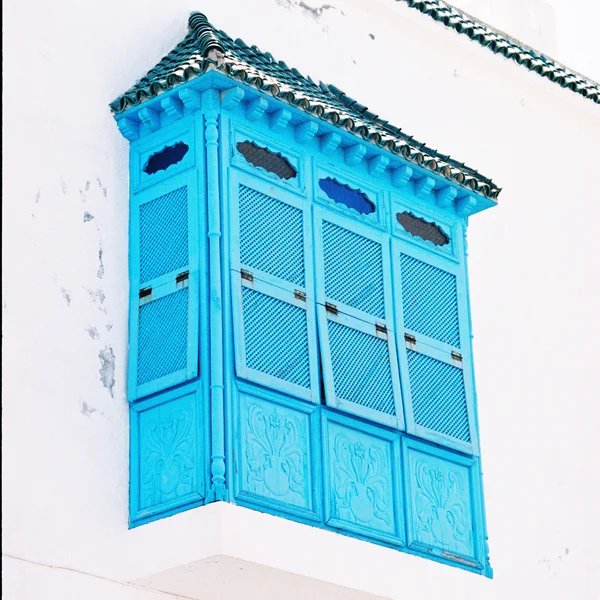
236, 141, 297, 180
144, 142, 189, 175
318, 178, 375, 215
396, 212, 449, 246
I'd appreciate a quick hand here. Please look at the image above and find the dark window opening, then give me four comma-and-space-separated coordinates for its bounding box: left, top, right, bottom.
236, 141, 297, 180
318, 178, 375, 215
396, 212, 450, 246
144, 142, 189, 175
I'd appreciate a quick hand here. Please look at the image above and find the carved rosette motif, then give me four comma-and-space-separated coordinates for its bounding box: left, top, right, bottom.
330, 428, 394, 533
140, 405, 196, 509
242, 400, 309, 508
412, 458, 474, 556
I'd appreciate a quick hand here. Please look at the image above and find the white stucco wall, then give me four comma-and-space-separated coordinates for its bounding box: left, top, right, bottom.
3, 0, 600, 598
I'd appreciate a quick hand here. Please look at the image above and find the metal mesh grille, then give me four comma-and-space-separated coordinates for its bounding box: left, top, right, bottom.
400, 254, 460, 347
140, 187, 188, 283
407, 350, 470, 443
396, 212, 449, 246
328, 320, 395, 415
242, 286, 311, 388
322, 221, 385, 318
239, 185, 305, 286
138, 289, 188, 385
237, 141, 297, 180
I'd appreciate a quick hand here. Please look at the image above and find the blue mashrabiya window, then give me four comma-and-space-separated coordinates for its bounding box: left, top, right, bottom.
229, 138, 479, 457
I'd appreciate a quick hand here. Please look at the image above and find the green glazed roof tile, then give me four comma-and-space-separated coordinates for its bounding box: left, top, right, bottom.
398, 0, 600, 104
111, 12, 503, 200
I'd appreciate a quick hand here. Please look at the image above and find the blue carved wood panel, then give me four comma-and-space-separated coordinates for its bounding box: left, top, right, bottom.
322, 412, 404, 545
315, 207, 404, 428
228, 170, 320, 403
128, 170, 200, 401
402, 437, 485, 570
392, 240, 478, 454
233, 382, 322, 521
130, 383, 205, 525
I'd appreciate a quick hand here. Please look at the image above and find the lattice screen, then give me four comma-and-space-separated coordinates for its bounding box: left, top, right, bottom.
139, 186, 188, 283
406, 350, 470, 443
400, 254, 460, 347
138, 289, 189, 386
322, 220, 385, 318
242, 286, 311, 389
239, 185, 305, 286
328, 320, 396, 416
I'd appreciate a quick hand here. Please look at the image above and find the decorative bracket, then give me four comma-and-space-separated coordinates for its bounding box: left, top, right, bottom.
270, 108, 292, 132
296, 120, 318, 144
415, 176, 436, 199
436, 185, 457, 209
345, 144, 366, 166
391, 165, 413, 187
221, 86, 245, 110
320, 132, 341, 155
456, 195, 477, 216
160, 96, 184, 119
368, 154, 389, 177
138, 107, 161, 132
117, 117, 140, 141
246, 97, 268, 121
178, 88, 202, 111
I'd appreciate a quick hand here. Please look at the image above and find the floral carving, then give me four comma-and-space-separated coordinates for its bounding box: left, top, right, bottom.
332, 432, 393, 531
413, 459, 472, 554
141, 408, 195, 509
244, 402, 307, 506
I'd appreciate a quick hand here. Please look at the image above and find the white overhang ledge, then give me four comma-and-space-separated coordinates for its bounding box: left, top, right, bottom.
121, 502, 486, 600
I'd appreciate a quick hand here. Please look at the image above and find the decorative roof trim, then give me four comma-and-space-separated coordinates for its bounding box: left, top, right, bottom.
398, 0, 600, 104
111, 12, 502, 202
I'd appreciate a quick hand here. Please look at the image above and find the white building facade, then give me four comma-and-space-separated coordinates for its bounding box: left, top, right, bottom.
3, 1, 600, 599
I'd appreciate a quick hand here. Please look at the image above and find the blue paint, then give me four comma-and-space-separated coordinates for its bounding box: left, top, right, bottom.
318, 178, 375, 214
119, 74, 494, 576
203, 89, 227, 502
129, 382, 205, 526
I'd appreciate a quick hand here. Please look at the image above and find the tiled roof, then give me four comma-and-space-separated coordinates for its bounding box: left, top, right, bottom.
111, 12, 500, 201
399, 0, 600, 104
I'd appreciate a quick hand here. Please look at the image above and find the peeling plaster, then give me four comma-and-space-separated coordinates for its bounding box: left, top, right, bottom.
299, 1, 337, 20
87, 327, 100, 339
98, 346, 115, 397
35, 191, 41, 203
84, 211, 95, 222
85, 181, 91, 192
80, 401, 98, 416
60, 288, 72, 306
97, 244, 105, 279
276, 0, 341, 21
86, 287, 106, 312
96, 177, 107, 197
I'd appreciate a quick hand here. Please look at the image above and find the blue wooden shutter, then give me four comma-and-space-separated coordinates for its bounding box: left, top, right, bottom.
229, 172, 319, 403
128, 173, 200, 400
393, 243, 478, 454
315, 207, 404, 428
